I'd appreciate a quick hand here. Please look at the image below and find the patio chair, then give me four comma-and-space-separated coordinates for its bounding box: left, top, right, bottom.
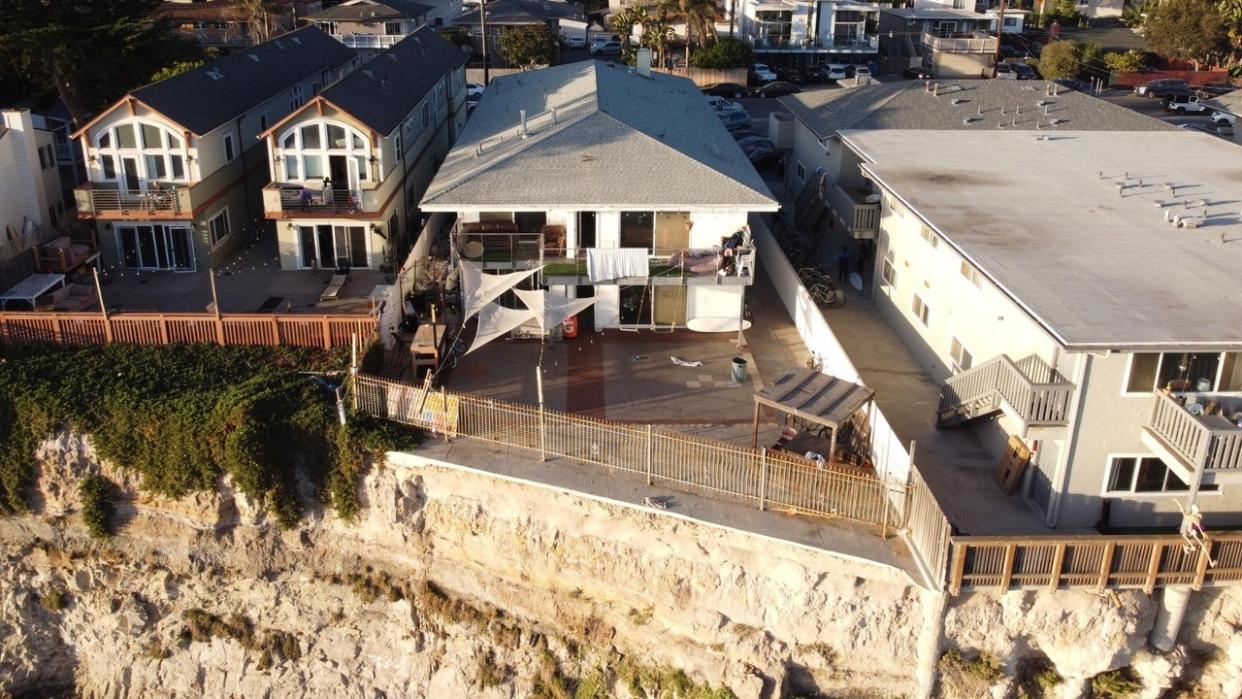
321, 270, 349, 301
772, 422, 798, 451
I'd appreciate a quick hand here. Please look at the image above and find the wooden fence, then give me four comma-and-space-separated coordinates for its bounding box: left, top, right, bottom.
353, 374, 907, 533
0, 310, 376, 349
653, 66, 747, 88
948, 533, 1242, 594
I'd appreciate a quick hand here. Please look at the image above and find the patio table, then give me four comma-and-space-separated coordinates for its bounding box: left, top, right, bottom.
0, 273, 66, 310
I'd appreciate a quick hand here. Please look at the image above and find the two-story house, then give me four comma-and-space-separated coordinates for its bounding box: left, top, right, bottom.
733, 0, 881, 63
454, 0, 584, 67
159, 0, 322, 50
820, 127, 1242, 532
420, 58, 778, 331
259, 28, 468, 272
307, 0, 448, 56
73, 27, 358, 273
879, 4, 997, 77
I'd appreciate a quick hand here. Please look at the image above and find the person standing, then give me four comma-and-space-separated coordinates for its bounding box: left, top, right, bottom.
836, 245, 851, 283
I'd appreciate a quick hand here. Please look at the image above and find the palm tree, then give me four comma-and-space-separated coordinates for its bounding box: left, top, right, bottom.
642, 15, 673, 67
609, 3, 649, 62
677, 0, 718, 64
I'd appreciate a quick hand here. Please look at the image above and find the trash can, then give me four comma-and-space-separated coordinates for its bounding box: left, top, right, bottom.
731, 356, 748, 383
563, 314, 579, 339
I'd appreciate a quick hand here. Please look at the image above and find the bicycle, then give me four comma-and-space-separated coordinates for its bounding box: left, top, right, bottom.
808, 280, 846, 309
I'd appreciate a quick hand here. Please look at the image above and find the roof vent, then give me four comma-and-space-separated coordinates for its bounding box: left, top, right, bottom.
951, 98, 965, 105
962, 117, 977, 125
248, 54, 260, 62
291, 37, 301, 45
363, 69, 374, 78
206, 68, 224, 80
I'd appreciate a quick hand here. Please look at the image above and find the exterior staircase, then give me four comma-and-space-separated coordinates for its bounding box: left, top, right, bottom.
937, 354, 1075, 433
793, 166, 827, 232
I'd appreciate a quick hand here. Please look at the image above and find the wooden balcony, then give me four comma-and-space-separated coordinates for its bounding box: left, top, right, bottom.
74, 183, 192, 220
1141, 391, 1242, 483
938, 354, 1074, 433
920, 31, 997, 54
825, 184, 880, 239
540, 249, 756, 286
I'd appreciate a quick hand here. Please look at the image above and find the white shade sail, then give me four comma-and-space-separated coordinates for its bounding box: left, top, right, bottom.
460, 260, 541, 321
514, 289, 597, 332
465, 302, 537, 356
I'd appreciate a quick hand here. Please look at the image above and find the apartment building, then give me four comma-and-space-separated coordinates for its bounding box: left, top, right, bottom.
73, 27, 358, 273
307, 0, 447, 56
734, 0, 881, 61
420, 59, 777, 331
835, 128, 1242, 531
159, 0, 322, 50
260, 28, 468, 271
0, 109, 78, 290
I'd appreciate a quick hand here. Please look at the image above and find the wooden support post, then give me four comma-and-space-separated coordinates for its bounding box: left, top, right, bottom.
751, 402, 761, 448
208, 268, 224, 345
759, 447, 769, 511
351, 332, 359, 412
999, 543, 1018, 590
1048, 542, 1067, 592
1144, 543, 1163, 595
158, 314, 169, 345
51, 314, 62, 345
321, 317, 331, 350
949, 542, 967, 595
270, 316, 280, 345
646, 424, 653, 485
92, 267, 112, 344
1097, 541, 1116, 590
1192, 543, 1211, 591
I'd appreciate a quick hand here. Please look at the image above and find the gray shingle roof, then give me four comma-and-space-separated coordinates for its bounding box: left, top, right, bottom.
455, 0, 585, 25
1203, 88, 1242, 117
320, 28, 467, 135
131, 27, 355, 135
421, 61, 777, 210
780, 80, 1177, 140
306, 0, 432, 22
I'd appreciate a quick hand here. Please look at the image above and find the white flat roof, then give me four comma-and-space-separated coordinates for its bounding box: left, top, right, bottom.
843, 129, 1242, 350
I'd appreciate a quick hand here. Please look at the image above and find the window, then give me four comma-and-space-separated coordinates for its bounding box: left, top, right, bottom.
880, 250, 896, 287
319, 21, 338, 35
514, 211, 547, 233
209, 209, 231, 247
223, 132, 236, 162
93, 120, 187, 184
1105, 456, 1217, 494
620, 211, 655, 249
277, 120, 372, 185
1124, 352, 1242, 394
290, 84, 305, 111
950, 337, 973, 372
920, 226, 939, 249
384, 21, 403, 35
297, 224, 369, 269
258, 113, 268, 132
796, 161, 806, 182
911, 294, 930, 326
959, 260, 981, 288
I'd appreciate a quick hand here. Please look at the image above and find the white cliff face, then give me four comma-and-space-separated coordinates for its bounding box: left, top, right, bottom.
1, 435, 1240, 699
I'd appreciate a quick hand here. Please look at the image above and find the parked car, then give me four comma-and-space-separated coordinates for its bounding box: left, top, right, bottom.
852, 66, 873, 81
731, 129, 766, 141
749, 63, 777, 83
772, 65, 804, 83
902, 66, 933, 80
742, 143, 782, 170
705, 94, 746, 114
1211, 110, 1237, 125
823, 64, 849, 81
994, 63, 1017, 80
718, 110, 752, 131
1164, 93, 1210, 114
1011, 62, 1037, 80
734, 135, 775, 151
1198, 82, 1235, 97
1135, 78, 1189, 98
589, 33, 621, 47
703, 82, 748, 99
466, 83, 485, 101
751, 80, 801, 98
589, 40, 622, 55
565, 35, 587, 49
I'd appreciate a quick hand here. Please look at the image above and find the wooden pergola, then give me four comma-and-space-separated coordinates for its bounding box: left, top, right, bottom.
752, 367, 876, 462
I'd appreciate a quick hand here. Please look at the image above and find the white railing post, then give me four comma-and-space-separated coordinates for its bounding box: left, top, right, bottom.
759, 448, 769, 511
646, 424, 653, 485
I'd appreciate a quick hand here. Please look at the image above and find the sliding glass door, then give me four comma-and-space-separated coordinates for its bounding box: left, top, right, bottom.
297, 224, 369, 270
118, 224, 194, 271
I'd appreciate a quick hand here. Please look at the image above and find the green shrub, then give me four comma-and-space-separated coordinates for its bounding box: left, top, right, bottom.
78, 473, 115, 539
0, 343, 420, 525
939, 648, 1005, 683
691, 37, 752, 69
1090, 667, 1142, 698
41, 588, 68, 612
1016, 654, 1062, 698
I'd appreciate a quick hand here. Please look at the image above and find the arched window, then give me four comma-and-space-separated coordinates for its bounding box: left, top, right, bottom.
94, 120, 187, 187
277, 120, 371, 187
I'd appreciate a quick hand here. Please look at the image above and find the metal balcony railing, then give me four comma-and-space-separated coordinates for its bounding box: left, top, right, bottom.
75, 184, 189, 216
921, 31, 997, 54
337, 34, 403, 49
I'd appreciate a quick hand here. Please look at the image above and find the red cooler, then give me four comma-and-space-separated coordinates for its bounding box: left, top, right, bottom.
563, 315, 579, 338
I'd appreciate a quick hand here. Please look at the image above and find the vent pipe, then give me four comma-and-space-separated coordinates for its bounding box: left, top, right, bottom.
520, 109, 528, 138
636, 48, 652, 78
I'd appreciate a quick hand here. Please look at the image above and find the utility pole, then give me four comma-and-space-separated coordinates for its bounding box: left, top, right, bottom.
991, 0, 1007, 79
480, 0, 490, 86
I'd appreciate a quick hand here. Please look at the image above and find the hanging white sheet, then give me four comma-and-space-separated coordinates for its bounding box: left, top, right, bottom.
459, 260, 541, 321
465, 301, 538, 355
514, 289, 597, 332
586, 248, 649, 283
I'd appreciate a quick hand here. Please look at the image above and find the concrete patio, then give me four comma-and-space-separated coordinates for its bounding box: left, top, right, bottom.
94, 229, 391, 315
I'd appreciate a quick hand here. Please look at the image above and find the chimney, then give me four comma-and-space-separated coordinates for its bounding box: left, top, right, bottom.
636, 48, 652, 77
